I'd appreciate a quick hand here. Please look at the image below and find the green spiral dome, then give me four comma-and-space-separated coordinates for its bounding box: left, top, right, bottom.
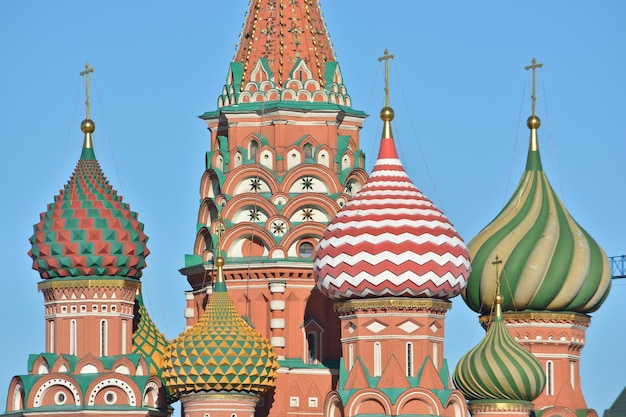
453, 296, 545, 401
463, 116, 611, 315
162, 257, 278, 398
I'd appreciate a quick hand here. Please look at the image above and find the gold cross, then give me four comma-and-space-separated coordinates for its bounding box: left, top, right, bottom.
492, 255, 503, 295
378, 49, 395, 107
524, 58, 543, 116
80, 63, 95, 119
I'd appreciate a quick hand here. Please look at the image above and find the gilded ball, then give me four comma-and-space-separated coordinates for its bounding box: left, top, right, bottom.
81, 119, 96, 133
380, 106, 394, 122
215, 256, 225, 268
527, 115, 541, 129
495, 294, 504, 305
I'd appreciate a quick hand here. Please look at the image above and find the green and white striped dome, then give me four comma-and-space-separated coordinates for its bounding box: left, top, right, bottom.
453, 293, 545, 401
463, 115, 611, 315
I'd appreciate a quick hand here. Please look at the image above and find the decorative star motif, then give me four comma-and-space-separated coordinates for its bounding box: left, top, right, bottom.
301, 208, 314, 221
272, 221, 285, 236
250, 178, 261, 192
249, 209, 260, 222
345, 182, 353, 193
301, 177, 314, 191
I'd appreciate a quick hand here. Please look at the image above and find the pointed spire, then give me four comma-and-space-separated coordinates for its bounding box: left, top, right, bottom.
235, 0, 335, 88
376, 49, 398, 159
79, 62, 96, 160
524, 58, 543, 170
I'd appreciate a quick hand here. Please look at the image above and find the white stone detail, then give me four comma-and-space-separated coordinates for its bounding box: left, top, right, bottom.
270, 337, 285, 348
270, 318, 285, 329
270, 300, 285, 311
366, 321, 387, 334
398, 321, 420, 333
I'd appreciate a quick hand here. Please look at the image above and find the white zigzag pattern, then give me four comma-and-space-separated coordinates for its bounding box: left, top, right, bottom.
333, 208, 445, 221
370, 170, 411, 180
316, 250, 470, 268
319, 270, 467, 290
373, 158, 403, 167
318, 231, 466, 248
354, 189, 426, 198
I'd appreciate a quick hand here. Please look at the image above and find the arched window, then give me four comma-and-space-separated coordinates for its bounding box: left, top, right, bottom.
546, 361, 554, 396
303, 143, 313, 159
70, 320, 77, 355
374, 342, 382, 377
249, 139, 259, 161
307, 332, 318, 365
406, 343, 414, 377
100, 320, 108, 356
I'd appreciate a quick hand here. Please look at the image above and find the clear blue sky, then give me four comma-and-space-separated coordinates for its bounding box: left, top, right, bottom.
1, 0, 624, 413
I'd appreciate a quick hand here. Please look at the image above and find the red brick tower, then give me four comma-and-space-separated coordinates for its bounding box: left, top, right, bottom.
313, 52, 470, 417
179, 1, 368, 415
5, 64, 170, 417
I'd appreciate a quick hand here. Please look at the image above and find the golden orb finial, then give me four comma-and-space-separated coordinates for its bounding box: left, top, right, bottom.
81, 119, 96, 134
527, 115, 541, 130
380, 106, 394, 122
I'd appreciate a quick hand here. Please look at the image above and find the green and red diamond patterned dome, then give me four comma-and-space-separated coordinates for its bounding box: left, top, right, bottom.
28, 121, 149, 279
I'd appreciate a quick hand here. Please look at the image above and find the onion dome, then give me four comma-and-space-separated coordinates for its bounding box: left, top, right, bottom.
463, 61, 610, 315
28, 117, 150, 279
454, 280, 545, 402
132, 293, 170, 376
314, 63, 470, 299
162, 255, 279, 398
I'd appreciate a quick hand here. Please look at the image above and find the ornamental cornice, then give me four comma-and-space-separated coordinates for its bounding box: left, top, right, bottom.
334, 298, 451, 314
479, 311, 591, 327
38, 278, 141, 292
468, 400, 534, 413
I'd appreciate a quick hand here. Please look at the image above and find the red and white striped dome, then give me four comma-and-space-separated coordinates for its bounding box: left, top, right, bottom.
314, 107, 470, 300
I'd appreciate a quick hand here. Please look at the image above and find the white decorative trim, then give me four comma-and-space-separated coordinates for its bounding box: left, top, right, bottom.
87, 378, 136, 406
33, 378, 81, 407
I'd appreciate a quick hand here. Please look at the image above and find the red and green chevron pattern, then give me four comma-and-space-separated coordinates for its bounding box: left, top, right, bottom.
29, 157, 149, 279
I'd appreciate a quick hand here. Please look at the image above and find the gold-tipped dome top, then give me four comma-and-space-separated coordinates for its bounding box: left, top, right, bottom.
462, 59, 611, 315
454, 257, 545, 402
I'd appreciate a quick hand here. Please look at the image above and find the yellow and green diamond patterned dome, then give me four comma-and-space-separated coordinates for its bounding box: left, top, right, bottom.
162, 256, 278, 397
132, 293, 170, 376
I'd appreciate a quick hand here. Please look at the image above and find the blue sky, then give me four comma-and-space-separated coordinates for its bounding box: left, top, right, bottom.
1, 0, 624, 413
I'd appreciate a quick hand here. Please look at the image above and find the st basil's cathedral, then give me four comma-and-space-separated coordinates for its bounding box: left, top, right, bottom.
2, 1, 613, 417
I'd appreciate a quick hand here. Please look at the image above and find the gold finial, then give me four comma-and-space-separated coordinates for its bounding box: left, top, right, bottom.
378, 49, 395, 138
524, 58, 543, 117
80, 63, 95, 120
492, 255, 504, 316
214, 213, 226, 284
377, 48, 395, 108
